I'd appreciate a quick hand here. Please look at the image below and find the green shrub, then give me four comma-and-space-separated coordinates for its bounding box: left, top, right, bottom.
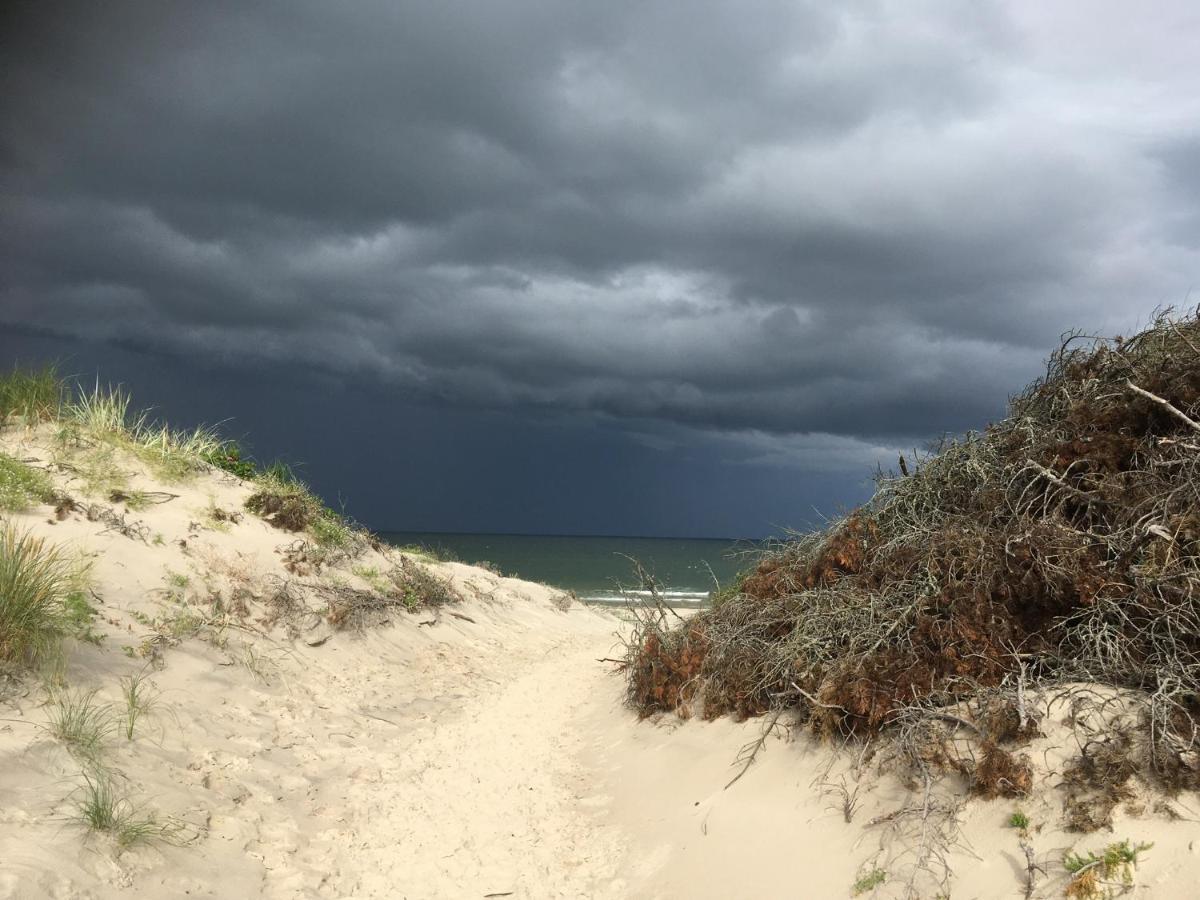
0, 453, 56, 511
0, 525, 74, 664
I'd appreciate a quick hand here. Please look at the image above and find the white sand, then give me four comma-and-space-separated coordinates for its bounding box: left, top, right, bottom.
2, 424, 1199, 899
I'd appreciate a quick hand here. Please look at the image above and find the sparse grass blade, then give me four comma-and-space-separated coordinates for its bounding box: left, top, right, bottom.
119, 667, 160, 740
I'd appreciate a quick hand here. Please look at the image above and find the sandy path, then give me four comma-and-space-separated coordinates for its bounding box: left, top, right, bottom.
296, 618, 629, 900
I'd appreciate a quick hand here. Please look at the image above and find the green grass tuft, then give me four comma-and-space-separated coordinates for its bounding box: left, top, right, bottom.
0, 524, 75, 665
74, 769, 186, 850
46, 687, 115, 759
1008, 810, 1030, 830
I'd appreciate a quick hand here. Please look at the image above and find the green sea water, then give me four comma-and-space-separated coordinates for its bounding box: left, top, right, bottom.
378, 532, 761, 605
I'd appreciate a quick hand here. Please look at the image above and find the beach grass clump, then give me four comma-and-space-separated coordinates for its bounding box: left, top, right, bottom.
624, 308, 1200, 808
0, 524, 77, 665
65, 382, 222, 483
0, 364, 66, 424
46, 687, 115, 759
0, 452, 57, 511
74, 769, 185, 851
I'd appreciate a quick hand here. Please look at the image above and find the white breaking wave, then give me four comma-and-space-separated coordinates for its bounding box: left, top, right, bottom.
581, 589, 709, 606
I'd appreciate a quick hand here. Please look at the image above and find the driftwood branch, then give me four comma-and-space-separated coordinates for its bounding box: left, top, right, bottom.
1127, 380, 1200, 433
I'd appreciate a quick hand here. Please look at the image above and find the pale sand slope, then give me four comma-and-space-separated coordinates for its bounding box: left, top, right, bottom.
2, 424, 1200, 899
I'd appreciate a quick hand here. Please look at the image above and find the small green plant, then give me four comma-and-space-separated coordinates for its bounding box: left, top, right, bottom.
74, 769, 185, 851
63, 588, 103, 646
852, 867, 887, 896
203, 441, 258, 479
352, 565, 390, 594
1064, 840, 1153, 899
1009, 810, 1030, 830
0, 524, 75, 665
118, 668, 159, 740
46, 687, 115, 759
311, 511, 353, 549
0, 453, 57, 511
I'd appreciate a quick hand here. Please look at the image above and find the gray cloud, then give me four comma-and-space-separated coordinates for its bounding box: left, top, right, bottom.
3, 0, 1199, 466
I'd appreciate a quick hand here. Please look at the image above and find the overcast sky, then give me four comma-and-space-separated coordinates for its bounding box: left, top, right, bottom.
2, 1, 1197, 536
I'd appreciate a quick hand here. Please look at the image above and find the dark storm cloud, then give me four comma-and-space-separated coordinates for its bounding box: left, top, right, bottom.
4, 0, 1200, 462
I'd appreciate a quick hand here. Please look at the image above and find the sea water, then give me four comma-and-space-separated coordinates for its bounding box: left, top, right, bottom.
378, 532, 759, 606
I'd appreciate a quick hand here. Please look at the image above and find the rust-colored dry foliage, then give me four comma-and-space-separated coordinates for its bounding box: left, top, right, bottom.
971, 742, 1033, 799
626, 622, 708, 714
624, 309, 1200, 801
1062, 734, 1138, 831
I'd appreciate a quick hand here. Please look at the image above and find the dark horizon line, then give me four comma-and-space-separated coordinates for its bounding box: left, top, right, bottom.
373, 528, 768, 543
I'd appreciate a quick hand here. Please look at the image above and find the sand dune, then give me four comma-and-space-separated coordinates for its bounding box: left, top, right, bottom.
2, 421, 1198, 899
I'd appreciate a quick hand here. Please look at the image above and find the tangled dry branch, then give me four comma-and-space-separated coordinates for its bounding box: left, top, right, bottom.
625, 307, 1200, 803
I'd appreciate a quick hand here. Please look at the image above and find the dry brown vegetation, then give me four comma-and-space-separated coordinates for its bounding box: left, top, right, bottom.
625, 309, 1200, 812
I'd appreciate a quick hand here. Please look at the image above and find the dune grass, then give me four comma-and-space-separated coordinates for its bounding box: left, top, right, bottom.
0, 364, 65, 424
0, 524, 77, 665
46, 687, 115, 760
3, 366, 368, 553
118, 668, 160, 741
65, 382, 224, 484
74, 768, 185, 850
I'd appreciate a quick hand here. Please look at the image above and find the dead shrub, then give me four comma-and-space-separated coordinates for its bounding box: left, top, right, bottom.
321, 558, 462, 630
622, 308, 1200, 811
970, 742, 1033, 799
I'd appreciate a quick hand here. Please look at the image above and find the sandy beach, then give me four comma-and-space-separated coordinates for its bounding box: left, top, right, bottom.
0, 413, 1197, 900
